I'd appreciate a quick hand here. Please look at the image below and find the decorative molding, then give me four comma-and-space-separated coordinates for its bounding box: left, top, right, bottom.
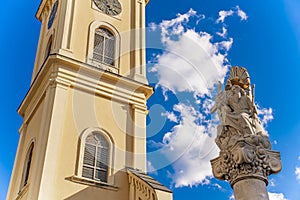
66, 175, 118, 191
128, 171, 158, 200
18, 54, 153, 120
211, 139, 281, 186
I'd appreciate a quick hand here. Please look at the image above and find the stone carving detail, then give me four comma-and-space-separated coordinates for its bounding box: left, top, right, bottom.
210, 67, 282, 186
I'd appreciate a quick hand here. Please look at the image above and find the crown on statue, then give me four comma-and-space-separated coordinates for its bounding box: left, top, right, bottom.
226, 66, 250, 90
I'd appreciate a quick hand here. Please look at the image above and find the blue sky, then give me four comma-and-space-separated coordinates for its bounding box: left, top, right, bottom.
1, 0, 300, 200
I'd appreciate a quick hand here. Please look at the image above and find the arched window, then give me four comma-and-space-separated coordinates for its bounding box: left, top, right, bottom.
93, 28, 115, 66
82, 132, 110, 182
87, 22, 120, 74
21, 143, 34, 188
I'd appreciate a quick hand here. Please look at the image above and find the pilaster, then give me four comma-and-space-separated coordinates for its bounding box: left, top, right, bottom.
132, 104, 147, 172
132, 0, 147, 84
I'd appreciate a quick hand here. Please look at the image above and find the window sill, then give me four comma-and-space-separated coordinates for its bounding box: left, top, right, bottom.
87, 58, 119, 74
16, 184, 29, 200
66, 176, 118, 191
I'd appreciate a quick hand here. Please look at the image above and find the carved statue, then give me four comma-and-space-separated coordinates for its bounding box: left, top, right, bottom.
210, 67, 282, 200
211, 67, 269, 150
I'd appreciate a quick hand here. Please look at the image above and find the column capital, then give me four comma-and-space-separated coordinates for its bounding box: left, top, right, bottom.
211, 138, 281, 186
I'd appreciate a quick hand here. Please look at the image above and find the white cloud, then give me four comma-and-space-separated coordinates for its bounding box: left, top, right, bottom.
218, 38, 233, 51
216, 6, 248, 23
217, 27, 228, 38
236, 6, 248, 21
149, 22, 158, 31
147, 8, 259, 188
268, 192, 288, 200
217, 10, 234, 23
147, 161, 157, 175
160, 103, 219, 187
269, 178, 276, 187
159, 8, 198, 44
202, 98, 213, 115
150, 9, 230, 98
295, 167, 300, 183
162, 111, 179, 123
257, 106, 274, 127
212, 183, 222, 190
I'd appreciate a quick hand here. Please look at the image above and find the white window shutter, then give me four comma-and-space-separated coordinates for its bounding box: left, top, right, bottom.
93, 28, 115, 66
82, 132, 109, 182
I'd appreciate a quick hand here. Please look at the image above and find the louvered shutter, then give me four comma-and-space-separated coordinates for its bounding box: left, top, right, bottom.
104, 37, 115, 65
82, 133, 110, 182
93, 28, 115, 66
93, 32, 104, 62
82, 141, 96, 179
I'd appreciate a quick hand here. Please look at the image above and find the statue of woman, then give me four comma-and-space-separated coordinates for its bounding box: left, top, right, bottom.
224, 85, 257, 136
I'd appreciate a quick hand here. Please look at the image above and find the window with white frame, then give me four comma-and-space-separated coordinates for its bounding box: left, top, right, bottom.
82, 132, 109, 182
93, 28, 115, 67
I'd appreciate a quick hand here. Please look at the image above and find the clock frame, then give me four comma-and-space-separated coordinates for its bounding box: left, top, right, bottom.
93, 0, 122, 16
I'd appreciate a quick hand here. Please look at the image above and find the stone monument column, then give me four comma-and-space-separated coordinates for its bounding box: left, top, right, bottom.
210, 67, 282, 200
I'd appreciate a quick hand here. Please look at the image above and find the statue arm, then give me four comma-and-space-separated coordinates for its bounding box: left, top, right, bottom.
211, 104, 217, 114
211, 92, 225, 114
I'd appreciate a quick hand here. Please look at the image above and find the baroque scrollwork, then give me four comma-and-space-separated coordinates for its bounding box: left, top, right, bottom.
210, 66, 281, 186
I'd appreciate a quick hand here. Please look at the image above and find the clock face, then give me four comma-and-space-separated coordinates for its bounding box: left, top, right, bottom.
48, 1, 59, 29
93, 0, 122, 16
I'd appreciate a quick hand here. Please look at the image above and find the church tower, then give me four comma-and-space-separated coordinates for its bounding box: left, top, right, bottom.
7, 0, 172, 199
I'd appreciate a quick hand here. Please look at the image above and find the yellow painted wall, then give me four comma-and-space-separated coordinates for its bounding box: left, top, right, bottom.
33, 0, 146, 83
7, 0, 172, 199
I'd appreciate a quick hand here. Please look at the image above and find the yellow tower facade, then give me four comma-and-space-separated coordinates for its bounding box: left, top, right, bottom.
7, 0, 172, 199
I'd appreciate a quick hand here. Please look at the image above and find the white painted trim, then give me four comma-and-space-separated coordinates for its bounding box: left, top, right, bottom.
77, 127, 115, 185
86, 21, 121, 74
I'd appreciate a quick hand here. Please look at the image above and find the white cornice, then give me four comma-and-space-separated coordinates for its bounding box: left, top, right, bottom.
36, 0, 55, 21
18, 54, 153, 119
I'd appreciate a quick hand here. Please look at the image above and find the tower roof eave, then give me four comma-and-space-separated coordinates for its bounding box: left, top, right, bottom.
36, 0, 150, 20
35, 0, 47, 21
